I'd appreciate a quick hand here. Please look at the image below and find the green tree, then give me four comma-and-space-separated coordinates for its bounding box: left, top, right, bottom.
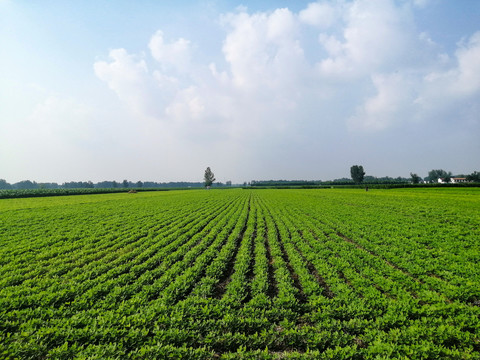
427, 169, 451, 183
204, 167, 216, 187
350, 165, 365, 184
466, 171, 480, 182
410, 173, 422, 184
443, 172, 452, 183
0, 179, 12, 190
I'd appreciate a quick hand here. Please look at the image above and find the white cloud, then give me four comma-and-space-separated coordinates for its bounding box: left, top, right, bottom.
93, 47, 188, 122
221, 8, 306, 92
318, 34, 343, 57
453, 32, 480, 95
349, 73, 418, 131
94, 2, 479, 138
414, 31, 480, 119
165, 86, 205, 122
148, 30, 192, 73
299, 2, 339, 28
350, 29, 480, 132
94, 49, 161, 119
90, 1, 479, 181
317, 0, 419, 78
94, 49, 148, 89
266, 8, 297, 41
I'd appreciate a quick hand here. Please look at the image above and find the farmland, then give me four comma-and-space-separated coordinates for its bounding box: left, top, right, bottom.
0, 188, 479, 359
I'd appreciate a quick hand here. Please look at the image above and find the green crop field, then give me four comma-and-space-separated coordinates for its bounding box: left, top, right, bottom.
0, 188, 479, 359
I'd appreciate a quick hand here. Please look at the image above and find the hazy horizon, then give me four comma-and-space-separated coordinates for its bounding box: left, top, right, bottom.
1, 0, 479, 184
0, 169, 473, 186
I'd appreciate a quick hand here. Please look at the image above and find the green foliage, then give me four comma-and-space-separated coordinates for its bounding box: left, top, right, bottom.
466, 171, 480, 182
410, 173, 422, 184
350, 165, 365, 184
1, 188, 479, 358
204, 167, 216, 187
428, 169, 452, 183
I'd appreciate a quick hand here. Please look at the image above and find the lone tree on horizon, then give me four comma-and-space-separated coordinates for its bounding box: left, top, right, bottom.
204, 167, 216, 188
350, 165, 365, 184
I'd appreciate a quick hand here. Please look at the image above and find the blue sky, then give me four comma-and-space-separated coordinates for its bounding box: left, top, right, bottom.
1, 0, 479, 183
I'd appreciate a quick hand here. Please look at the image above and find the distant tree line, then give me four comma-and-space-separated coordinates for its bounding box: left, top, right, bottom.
0, 178, 237, 190
247, 177, 412, 187
250, 180, 317, 187
247, 169, 479, 188
0, 179, 210, 190
1, 168, 478, 191
467, 171, 480, 182
424, 170, 480, 183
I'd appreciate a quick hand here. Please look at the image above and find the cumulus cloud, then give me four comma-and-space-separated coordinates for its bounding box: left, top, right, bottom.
349, 73, 419, 131
94, 49, 163, 120
316, 0, 419, 78
452, 32, 480, 95
148, 30, 192, 73
404, 31, 480, 130
95, 1, 479, 133
221, 7, 305, 94
299, 2, 339, 28
92, 0, 479, 180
